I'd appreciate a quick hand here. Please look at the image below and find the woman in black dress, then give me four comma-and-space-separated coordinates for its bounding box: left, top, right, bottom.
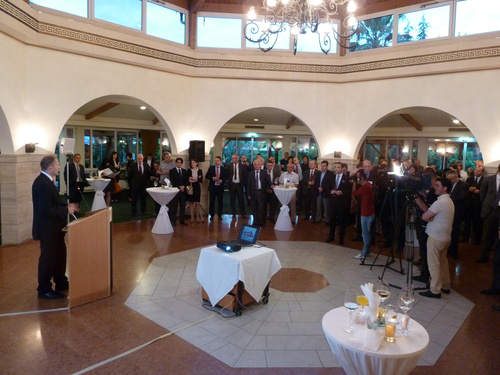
187, 159, 203, 223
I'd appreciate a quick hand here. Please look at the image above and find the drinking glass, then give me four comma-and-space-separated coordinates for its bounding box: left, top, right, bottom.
398, 284, 414, 335
384, 304, 398, 342
376, 280, 391, 305
153, 180, 158, 187
344, 289, 358, 333
356, 292, 369, 310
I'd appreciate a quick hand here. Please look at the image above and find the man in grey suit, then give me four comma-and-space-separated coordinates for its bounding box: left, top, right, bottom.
477, 163, 500, 265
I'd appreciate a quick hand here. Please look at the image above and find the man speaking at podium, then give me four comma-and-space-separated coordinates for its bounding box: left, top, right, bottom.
32, 155, 78, 299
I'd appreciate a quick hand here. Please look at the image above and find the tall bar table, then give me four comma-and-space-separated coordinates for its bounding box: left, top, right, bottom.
147, 187, 179, 234
86, 178, 111, 212
273, 186, 297, 231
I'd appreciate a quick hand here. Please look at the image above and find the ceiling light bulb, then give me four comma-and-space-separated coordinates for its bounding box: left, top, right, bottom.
267, 0, 277, 8
282, 0, 290, 4
347, 0, 357, 13
254, 118, 259, 122
291, 25, 300, 36
140, 106, 146, 110
309, 0, 321, 7
248, 6, 257, 21
453, 119, 460, 124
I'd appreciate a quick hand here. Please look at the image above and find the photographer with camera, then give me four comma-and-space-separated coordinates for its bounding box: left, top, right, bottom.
414, 178, 454, 298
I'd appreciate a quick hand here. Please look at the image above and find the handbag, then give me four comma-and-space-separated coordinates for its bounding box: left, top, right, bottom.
186, 183, 193, 195
112, 180, 123, 194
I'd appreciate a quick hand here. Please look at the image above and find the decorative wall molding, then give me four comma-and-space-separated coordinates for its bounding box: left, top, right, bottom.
2, 0, 500, 75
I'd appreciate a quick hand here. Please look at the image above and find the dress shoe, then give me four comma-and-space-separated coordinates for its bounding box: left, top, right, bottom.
441, 288, 451, 294
493, 305, 500, 311
325, 236, 334, 243
55, 283, 69, 292
38, 291, 65, 299
475, 257, 489, 263
480, 288, 500, 295
412, 275, 429, 284
419, 290, 441, 299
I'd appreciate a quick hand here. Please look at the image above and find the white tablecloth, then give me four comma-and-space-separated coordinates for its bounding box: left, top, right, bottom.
273, 186, 297, 231
87, 178, 111, 211
322, 307, 429, 375
196, 246, 281, 306
146, 187, 179, 234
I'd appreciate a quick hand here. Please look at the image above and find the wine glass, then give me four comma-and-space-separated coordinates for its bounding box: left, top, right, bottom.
398, 284, 415, 335
344, 289, 358, 333
376, 280, 391, 305
153, 180, 158, 187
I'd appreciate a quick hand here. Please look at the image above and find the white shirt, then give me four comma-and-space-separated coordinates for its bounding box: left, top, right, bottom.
279, 172, 299, 185
425, 194, 455, 242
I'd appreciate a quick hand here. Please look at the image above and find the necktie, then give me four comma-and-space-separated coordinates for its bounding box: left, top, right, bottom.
310, 170, 313, 179
75, 163, 80, 181
496, 179, 500, 206
295, 165, 298, 174
139, 164, 142, 174
234, 164, 238, 182
256, 171, 259, 189
336, 174, 341, 189
216, 166, 219, 179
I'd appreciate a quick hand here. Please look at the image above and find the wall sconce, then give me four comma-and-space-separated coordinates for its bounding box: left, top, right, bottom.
334, 151, 342, 158
25, 143, 37, 153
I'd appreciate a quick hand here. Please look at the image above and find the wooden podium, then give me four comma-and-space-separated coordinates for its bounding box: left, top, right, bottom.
65, 207, 112, 308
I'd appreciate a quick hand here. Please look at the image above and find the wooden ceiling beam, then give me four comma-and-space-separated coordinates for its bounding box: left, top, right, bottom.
190, 0, 206, 13
400, 113, 423, 131
153, 117, 159, 125
285, 115, 296, 129
85, 102, 119, 120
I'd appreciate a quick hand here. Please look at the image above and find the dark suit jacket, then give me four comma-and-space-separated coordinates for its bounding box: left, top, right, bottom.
170, 167, 188, 188
64, 162, 86, 187
450, 179, 467, 219
32, 173, 68, 241
205, 165, 227, 190
226, 162, 248, 188
466, 175, 483, 205
247, 169, 272, 196
480, 174, 499, 219
129, 162, 150, 191
302, 169, 320, 195
332, 173, 352, 204
314, 169, 335, 199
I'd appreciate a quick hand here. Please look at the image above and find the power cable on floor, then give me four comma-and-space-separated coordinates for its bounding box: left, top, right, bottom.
71, 313, 215, 375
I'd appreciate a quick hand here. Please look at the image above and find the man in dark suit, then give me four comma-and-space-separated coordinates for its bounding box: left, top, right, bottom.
314, 160, 335, 223
226, 154, 247, 218
326, 162, 352, 245
129, 153, 150, 216
63, 153, 88, 210
205, 156, 226, 220
477, 163, 500, 264
32, 155, 78, 299
446, 169, 467, 259
302, 160, 319, 220
169, 157, 188, 225
247, 159, 272, 226
463, 166, 484, 244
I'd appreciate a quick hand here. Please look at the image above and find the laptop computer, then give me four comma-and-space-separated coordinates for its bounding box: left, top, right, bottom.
216, 225, 261, 252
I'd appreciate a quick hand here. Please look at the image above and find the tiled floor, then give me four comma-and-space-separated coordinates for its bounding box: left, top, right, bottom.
1, 215, 500, 374
125, 241, 473, 368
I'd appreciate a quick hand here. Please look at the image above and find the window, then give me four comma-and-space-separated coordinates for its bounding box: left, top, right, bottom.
290, 137, 318, 160
197, 17, 242, 49
350, 15, 394, 52
295, 25, 339, 54
31, 0, 87, 17
245, 21, 291, 50
94, 0, 142, 31
147, 2, 185, 44
455, 0, 500, 36
397, 5, 450, 43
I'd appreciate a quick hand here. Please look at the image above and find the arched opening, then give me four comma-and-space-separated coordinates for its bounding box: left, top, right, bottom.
356, 106, 482, 172
210, 107, 319, 165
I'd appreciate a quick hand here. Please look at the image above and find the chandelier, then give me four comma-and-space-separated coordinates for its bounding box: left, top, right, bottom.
244, 0, 358, 55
